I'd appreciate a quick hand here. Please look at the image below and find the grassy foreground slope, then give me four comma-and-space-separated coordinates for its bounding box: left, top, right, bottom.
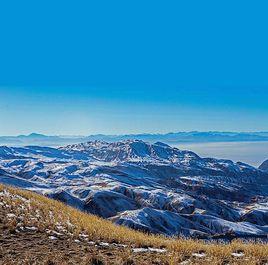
0, 184, 268, 265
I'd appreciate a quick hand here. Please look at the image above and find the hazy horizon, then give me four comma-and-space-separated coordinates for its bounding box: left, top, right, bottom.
2, 130, 268, 137
174, 141, 268, 167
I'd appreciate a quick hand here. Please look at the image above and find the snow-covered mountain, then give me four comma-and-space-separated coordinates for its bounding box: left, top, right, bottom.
0, 140, 268, 239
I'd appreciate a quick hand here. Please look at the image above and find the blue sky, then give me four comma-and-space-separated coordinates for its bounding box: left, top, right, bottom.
0, 1, 268, 135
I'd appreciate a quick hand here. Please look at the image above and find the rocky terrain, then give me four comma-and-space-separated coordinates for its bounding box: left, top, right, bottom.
0, 140, 268, 239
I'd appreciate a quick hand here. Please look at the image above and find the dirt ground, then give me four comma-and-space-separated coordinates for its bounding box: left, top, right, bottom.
0, 208, 169, 265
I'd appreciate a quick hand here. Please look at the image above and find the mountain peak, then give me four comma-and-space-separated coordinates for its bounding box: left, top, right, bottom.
17, 133, 47, 138
259, 159, 268, 171
28, 133, 46, 137
62, 139, 185, 162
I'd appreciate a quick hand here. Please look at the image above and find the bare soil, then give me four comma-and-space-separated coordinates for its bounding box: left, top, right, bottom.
0, 209, 167, 265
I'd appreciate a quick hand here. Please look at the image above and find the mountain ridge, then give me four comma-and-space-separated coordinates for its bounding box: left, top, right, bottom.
1, 131, 268, 147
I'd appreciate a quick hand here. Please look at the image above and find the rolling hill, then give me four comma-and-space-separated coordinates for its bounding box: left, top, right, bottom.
1, 184, 268, 264
0, 140, 268, 240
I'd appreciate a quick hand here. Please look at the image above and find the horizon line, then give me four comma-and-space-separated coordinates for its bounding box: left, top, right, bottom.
1, 130, 268, 138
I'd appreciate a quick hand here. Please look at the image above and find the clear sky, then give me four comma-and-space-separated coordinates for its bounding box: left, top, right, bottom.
0, 0, 268, 135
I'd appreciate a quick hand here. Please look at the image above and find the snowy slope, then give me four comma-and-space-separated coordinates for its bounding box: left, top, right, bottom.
259, 160, 268, 171
0, 140, 268, 238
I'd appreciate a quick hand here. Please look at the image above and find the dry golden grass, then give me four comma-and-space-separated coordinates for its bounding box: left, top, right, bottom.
1, 184, 268, 264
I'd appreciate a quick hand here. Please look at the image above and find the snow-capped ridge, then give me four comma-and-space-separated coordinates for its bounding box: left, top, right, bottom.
259, 159, 268, 171
0, 140, 268, 238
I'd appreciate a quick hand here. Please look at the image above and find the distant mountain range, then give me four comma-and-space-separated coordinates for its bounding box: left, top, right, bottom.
0, 131, 268, 146
1, 132, 268, 146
